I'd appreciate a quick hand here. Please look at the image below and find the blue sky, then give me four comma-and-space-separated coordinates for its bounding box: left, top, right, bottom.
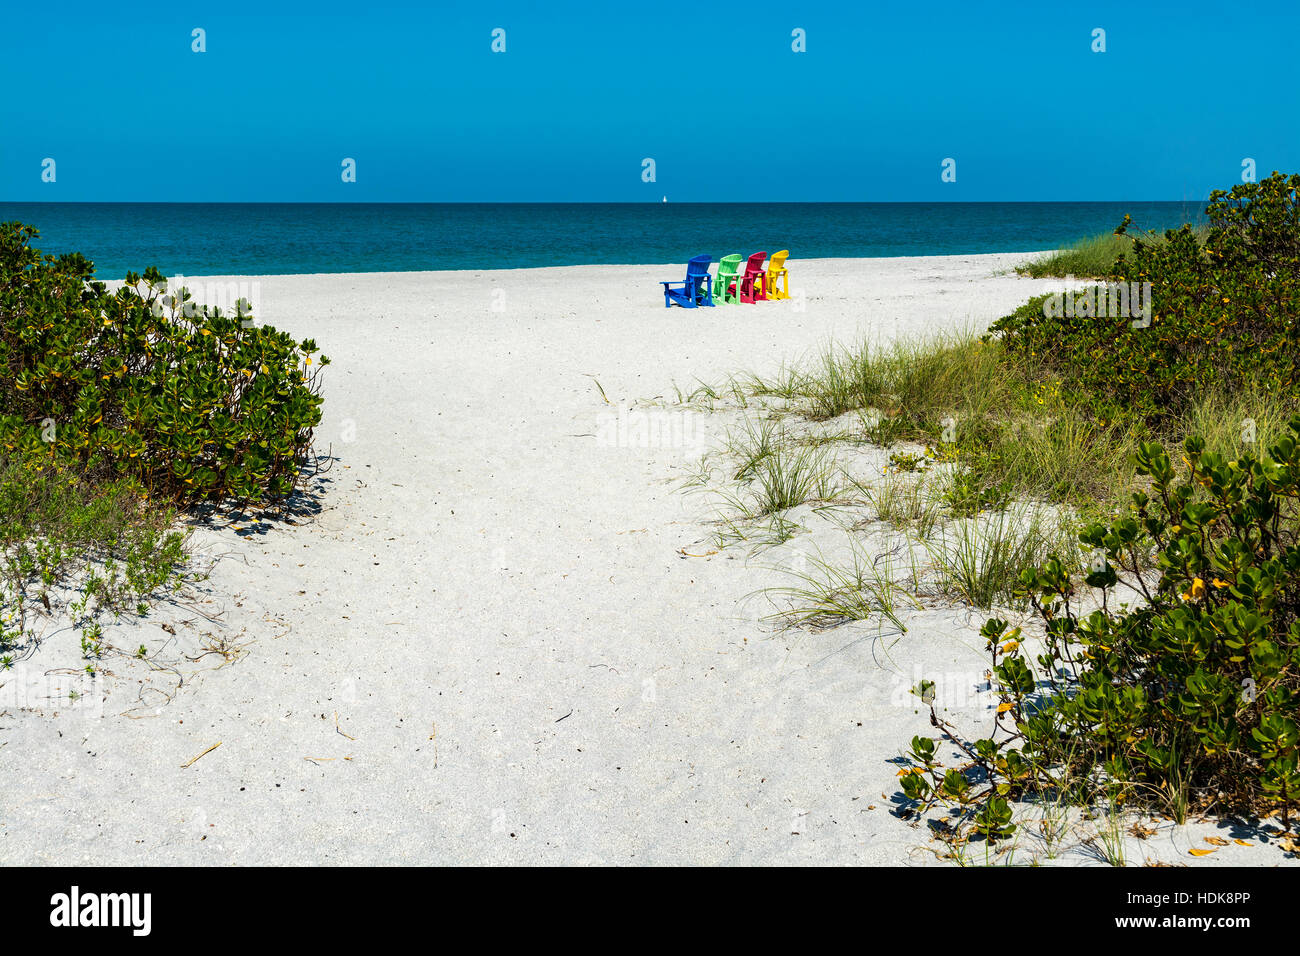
2, 1, 1295, 202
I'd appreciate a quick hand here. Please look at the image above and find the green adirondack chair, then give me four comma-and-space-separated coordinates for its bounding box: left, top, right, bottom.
715, 254, 743, 304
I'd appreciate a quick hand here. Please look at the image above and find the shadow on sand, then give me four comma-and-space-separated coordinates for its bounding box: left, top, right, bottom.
183, 451, 338, 537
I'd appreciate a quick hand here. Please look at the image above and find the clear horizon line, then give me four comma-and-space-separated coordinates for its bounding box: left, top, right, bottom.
0, 198, 1210, 206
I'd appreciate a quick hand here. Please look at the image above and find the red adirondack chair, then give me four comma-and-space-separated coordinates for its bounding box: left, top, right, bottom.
738, 251, 768, 303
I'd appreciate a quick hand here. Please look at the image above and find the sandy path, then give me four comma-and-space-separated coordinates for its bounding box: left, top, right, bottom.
3, 253, 1285, 865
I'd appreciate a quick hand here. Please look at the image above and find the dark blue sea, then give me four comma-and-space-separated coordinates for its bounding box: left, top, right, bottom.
0, 202, 1208, 278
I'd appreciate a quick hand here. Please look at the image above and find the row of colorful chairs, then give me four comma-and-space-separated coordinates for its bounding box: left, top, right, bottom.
660, 251, 790, 308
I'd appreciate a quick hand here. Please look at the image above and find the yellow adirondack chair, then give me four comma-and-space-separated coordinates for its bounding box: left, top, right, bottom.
766, 250, 790, 300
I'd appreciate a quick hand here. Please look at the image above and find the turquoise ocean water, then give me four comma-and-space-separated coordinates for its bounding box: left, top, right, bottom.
0, 202, 1206, 277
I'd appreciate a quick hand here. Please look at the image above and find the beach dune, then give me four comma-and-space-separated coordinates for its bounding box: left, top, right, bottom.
2, 253, 1275, 865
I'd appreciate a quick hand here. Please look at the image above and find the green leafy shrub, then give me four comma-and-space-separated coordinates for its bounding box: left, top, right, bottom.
941, 471, 1010, 518
989, 172, 1300, 427
1016, 225, 1212, 280
0, 222, 329, 504
899, 421, 1300, 838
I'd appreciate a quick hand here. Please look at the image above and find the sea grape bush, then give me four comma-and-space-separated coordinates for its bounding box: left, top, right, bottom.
0, 222, 328, 503
987, 171, 1300, 427
0, 221, 317, 661
899, 422, 1300, 839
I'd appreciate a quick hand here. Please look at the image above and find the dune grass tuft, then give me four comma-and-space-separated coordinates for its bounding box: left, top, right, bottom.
762, 543, 918, 632
718, 418, 844, 520
1016, 232, 1138, 278
921, 508, 1077, 610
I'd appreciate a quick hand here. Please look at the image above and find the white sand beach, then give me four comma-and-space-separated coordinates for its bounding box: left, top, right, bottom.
1, 252, 1292, 865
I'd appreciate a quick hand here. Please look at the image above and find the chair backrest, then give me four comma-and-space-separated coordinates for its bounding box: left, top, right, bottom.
768, 250, 789, 271
685, 254, 711, 278
744, 251, 767, 275
717, 254, 743, 276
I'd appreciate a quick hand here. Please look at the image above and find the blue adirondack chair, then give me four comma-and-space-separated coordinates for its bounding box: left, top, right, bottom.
660, 255, 714, 308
